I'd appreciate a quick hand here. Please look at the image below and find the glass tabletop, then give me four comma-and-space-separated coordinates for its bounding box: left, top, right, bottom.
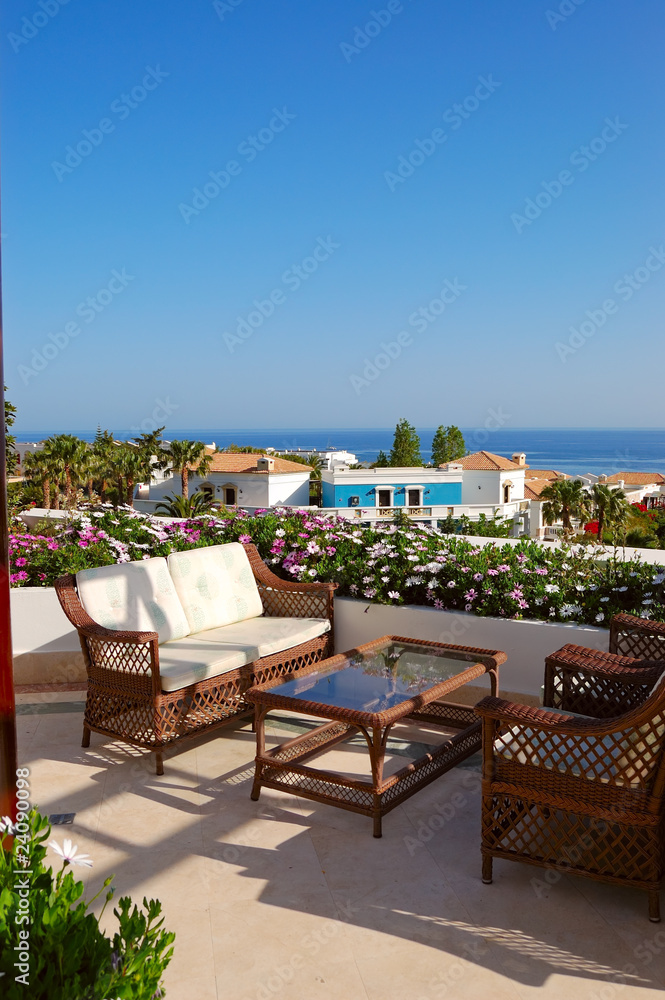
267, 640, 482, 715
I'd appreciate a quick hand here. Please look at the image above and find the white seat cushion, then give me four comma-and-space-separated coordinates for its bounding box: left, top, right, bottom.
76, 557, 190, 644
167, 544, 263, 632
192, 617, 330, 659
157, 638, 252, 692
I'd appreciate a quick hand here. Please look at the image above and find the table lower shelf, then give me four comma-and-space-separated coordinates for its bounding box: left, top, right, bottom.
251, 702, 481, 836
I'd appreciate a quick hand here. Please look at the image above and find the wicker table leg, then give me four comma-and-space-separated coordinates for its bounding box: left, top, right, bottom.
251, 707, 269, 802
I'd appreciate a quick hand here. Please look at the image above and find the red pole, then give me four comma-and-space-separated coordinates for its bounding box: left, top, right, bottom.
0, 175, 17, 823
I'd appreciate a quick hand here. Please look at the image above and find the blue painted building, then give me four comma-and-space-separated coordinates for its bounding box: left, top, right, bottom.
321, 466, 463, 511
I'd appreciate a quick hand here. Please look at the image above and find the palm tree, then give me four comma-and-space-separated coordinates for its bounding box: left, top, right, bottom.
46, 434, 89, 507
540, 480, 591, 537
91, 428, 117, 503
590, 483, 631, 544
155, 491, 217, 517
112, 445, 145, 507
164, 440, 214, 499
131, 426, 169, 485
23, 445, 59, 510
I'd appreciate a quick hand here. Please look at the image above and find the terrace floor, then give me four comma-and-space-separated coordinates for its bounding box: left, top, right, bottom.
16, 688, 665, 1000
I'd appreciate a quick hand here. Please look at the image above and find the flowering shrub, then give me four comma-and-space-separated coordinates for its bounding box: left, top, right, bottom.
9, 506, 665, 627
0, 809, 174, 999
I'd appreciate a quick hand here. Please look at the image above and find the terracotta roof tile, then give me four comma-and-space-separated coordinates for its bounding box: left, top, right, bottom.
604, 472, 665, 485
455, 451, 528, 472
200, 454, 312, 475
524, 479, 552, 499
525, 469, 570, 481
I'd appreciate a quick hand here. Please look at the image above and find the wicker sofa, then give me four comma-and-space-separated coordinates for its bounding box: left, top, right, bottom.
55, 542, 336, 773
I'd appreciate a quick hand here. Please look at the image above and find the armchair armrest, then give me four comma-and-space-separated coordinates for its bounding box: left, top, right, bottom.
544, 643, 663, 717
475, 695, 659, 788
242, 543, 337, 620
610, 613, 665, 660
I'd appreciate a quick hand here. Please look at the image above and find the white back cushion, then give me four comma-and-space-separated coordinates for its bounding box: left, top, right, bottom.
167, 543, 263, 633
76, 557, 190, 643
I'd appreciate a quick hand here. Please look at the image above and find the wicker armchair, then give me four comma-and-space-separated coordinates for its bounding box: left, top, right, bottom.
476, 650, 665, 921
610, 612, 665, 660
55, 544, 336, 774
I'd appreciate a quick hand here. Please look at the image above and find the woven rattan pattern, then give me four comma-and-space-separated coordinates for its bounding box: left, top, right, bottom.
55, 544, 336, 773
611, 613, 665, 661
247, 635, 505, 729
477, 617, 665, 921
250, 636, 504, 836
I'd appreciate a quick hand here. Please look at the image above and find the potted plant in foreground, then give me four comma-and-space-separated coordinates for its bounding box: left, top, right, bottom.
0, 808, 175, 999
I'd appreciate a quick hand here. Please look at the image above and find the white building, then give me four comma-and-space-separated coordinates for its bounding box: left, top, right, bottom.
142, 454, 312, 509
454, 451, 528, 506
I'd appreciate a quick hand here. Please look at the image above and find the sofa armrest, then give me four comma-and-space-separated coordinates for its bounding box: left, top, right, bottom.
242, 544, 337, 620
610, 613, 665, 660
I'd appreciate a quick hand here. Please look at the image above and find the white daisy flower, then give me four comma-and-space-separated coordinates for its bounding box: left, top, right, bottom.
49, 839, 93, 868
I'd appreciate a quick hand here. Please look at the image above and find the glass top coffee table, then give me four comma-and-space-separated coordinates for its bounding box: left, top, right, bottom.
246, 635, 505, 837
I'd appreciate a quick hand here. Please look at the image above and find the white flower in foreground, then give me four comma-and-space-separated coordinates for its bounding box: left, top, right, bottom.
0, 815, 17, 835
49, 838, 93, 868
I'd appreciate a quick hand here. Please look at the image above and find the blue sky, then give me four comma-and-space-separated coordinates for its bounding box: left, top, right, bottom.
2, 0, 664, 435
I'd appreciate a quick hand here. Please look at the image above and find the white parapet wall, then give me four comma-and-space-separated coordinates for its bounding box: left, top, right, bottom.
12, 587, 611, 699
334, 597, 609, 702
11, 587, 85, 686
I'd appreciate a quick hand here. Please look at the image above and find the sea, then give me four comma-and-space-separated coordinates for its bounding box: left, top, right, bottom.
12, 428, 665, 479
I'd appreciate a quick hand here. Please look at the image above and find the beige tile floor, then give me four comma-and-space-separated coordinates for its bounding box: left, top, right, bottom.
15, 692, 665, 1000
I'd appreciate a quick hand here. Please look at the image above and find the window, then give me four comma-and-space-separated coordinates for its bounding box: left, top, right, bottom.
223, 486, 237, 505
377, 489, 392, 507
200, 484, 214, 500
503, 483, 511, 504
407, 488, 421, 506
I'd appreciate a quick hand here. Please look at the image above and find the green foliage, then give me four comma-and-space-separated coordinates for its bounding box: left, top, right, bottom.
589, 483, 631, 544
155, 491, 217, 517
223, 443, 265, 453
164, 440, 213, 498
540, 479, 591, 534
371, 450, 390, 468
625, 528, 660, 549
431, 425, 466, 466
6, 482, 34, 516
4, 386, 17, 476
438, 512, 512, 537
0, 809, 174, 999
388, 419, 422, 467
8, 506, 665, 628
